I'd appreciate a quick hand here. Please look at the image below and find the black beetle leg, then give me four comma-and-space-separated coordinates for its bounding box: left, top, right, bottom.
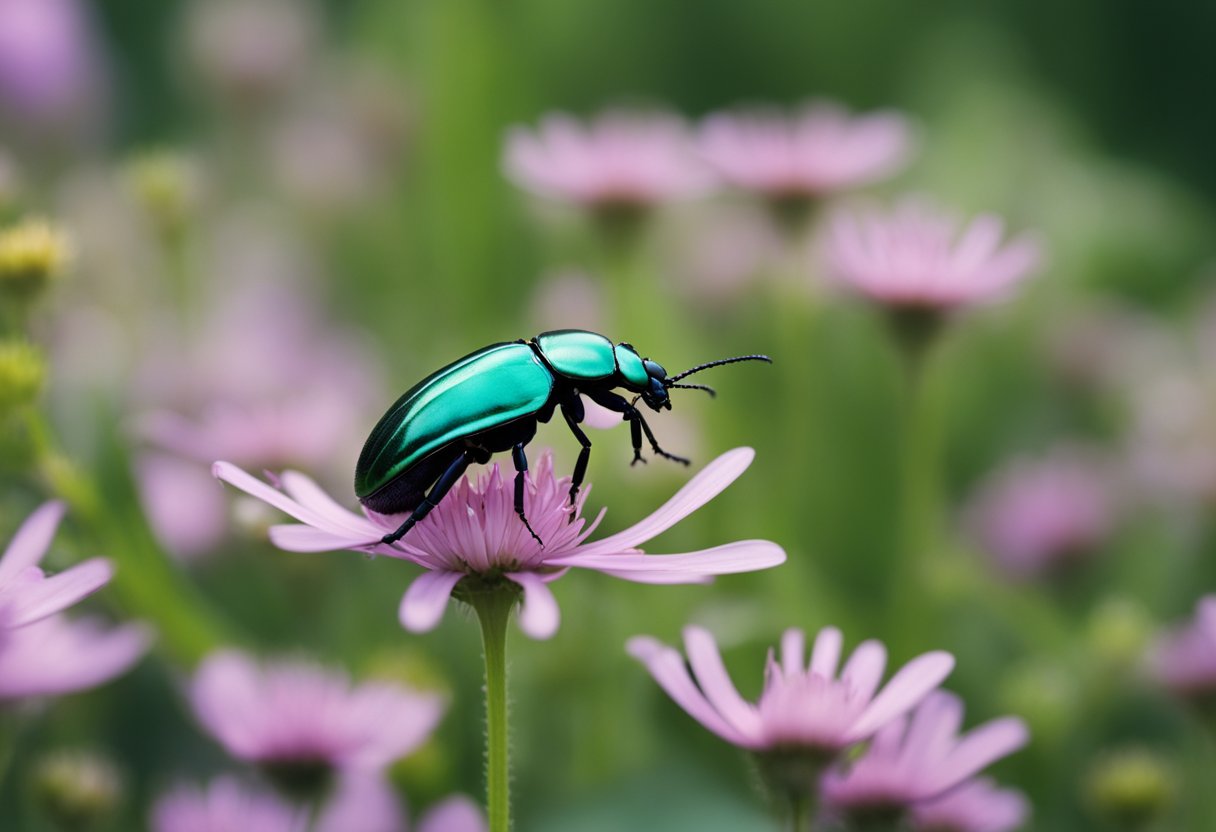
511, 443, 545, 547
585, 389, 650, 466
561, 404, 592, 519
381, 450, 473, 545
633, 410, 691, 466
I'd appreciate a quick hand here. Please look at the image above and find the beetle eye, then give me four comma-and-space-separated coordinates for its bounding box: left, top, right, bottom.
643, 359, 667, 381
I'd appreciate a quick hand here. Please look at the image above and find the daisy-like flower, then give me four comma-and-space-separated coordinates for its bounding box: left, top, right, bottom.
820, 691, 1029, 823
910, 777, 1030, 832
151, 777, 306, 832
823, 198, 1041, 312
213, 448, 785, 640
698, 102, 913, 202
0, 501, 113, 631
316, 775, 486, 832
189, 649, 444, 794
1147, 595, 1216, 702
965, 448, 1116, 581
627, 625, 954, 805
502, 110, 713, 212
0, 614, 151, 701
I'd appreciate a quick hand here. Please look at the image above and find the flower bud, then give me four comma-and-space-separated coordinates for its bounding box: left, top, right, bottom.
123, 151, 202, 240
1087, 597, 1152, 671
0, 217, 71, 300
34, 749, 123, 831
1084, 748, 1174, 831
0, 339, 46, 414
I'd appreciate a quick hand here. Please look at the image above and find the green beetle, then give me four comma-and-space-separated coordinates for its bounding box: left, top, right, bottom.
356, 329, 769, 545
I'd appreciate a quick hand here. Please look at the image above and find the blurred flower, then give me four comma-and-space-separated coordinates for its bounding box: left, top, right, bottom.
0, 217, 73, 301
0, 338, 46, 414
1083, 748, 1174, 831
34, 749, 123, 831
1123, 362, 1216, 508
185, 0, 318, 107
0, 615, 151, 701
123, 150, 205, 240
503, 111, 713, 214
698, 102, 912, 203
313, 774, 486, 832
1147, 595, 1216, 702
910, 777, 1030, 832
0, 0, 107, 137
412, 796, 487, 832
665, 205, 781, 304
964, 448, 1117, 580
0, 147, 20, 210
627, 625, 953, 802
189, 649, 444, 796
214, 448, 785, 640
821, 691, 1029, 822
0, 501, 112, 630
528, 270, 605, 333
151, 777, 306, 832
823, 198, 1041, 312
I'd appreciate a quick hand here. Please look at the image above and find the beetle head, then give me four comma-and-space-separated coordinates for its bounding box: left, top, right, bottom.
639, 359, 671, 411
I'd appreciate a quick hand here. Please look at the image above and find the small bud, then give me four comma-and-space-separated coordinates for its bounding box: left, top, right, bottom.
123, 151, 202, 239
1088, 597, 1152, 671
34, 749, 123, 831
0, 339, 46, 414
1084, 748, 1174, 831
0, 217, 72, 300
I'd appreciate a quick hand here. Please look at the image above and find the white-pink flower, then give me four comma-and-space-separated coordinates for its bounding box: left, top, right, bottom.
627, 625, 954, 753
820, 691, 1029, 813
699, 102, 913, 198
0, 501, 113, 630
1148, 595, 1216, 697
0, 614, 151, 701
151, 777, 306, 832
214, 448, 785, 640
503, 111, 713, 209
824, 198, 1041, 310
189, 649, 444, 772
910, 777, 1030, 832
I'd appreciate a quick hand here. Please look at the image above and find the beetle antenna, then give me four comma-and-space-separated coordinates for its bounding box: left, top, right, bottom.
665, 354, 772, 384
667, 382, 717, 397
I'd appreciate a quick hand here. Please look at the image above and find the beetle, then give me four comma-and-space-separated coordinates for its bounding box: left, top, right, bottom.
355, 329, 770, 546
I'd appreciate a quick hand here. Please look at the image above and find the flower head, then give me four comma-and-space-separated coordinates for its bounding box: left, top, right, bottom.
965, 448, 1116, 580
0, 217, 73, 300
698, 102, 913, 200
0, 614, 150, 701
0, 501, 113, 631
627, 625, 954, 755
1147, 595, 1216, 699
824, 199, 1041, 311
820, 691, 1029, 817
151, 777, 306, 832
910, 778, 1030, 832
214, 448, 785, 640
503, 111, 713, 211
189, 649, 444, 788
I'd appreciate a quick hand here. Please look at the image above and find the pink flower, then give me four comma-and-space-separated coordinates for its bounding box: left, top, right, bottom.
0, 615, 151, 701
821, 691, 1029, 815
965, 448, 1116, 580
0, 501, 113, 630
627, 625, 954, 754
213, 448, 784, 640
412, 796, 487, 832
824, 199, 1041, 310
503, 111, 713, 209
698, 102, 913, 199
910, 778, 1030, 832
1148, 595, 1216, 697
151, 777, 306, 832
189, 649, 444, 774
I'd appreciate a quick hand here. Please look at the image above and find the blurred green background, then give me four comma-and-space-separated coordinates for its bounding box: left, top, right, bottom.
4, 0, 1216, 829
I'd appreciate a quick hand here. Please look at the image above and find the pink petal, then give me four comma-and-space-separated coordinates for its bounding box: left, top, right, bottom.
398, 571, 464, 632
550, 540, 785, 574
507, 571, 560, 639
213, 462, 377, 543
574, 448, 755, 555
683, 626, 762, 737
6, 557, 114, 627
0, 501, 65, 583
417, 796, 487, 832
314, 774, 405, 832
626, 636, 756, 746
932, 718, 1029, 794
847, 651, 954, 741
841, 640, 887, 704
268, 524, 371, 553
137, 454, 227, 559
580, 397, 623, 430
780, 628, 806, 676
810, 627, 843, 680
594, 569, 714, 584
279, 471, 379, 539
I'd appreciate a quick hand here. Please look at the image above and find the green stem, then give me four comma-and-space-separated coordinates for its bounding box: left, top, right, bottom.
788, 791, 813, 832
463, 580, 518, 832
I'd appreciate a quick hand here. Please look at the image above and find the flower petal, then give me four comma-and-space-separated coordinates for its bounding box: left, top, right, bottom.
847, 650, 954, 741
213, 462, 379, 543
549, 539, 784, 575
930, 717, 1029, 795
810, 627, 843, 680
841, 639, 887, 704
0, 501, 65, 583
781, 628, 806, 676
398, 571, 464, 632
573, 448, 755, 555
595, 569, 714, 585
507, 572, 560, 640
6, 558, 114, 627
683, 626, 762, 737
417, 796, 487, 832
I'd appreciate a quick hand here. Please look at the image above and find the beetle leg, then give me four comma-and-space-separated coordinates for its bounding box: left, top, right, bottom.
632, 410, 691, 466
380, 451, 473, 545
561, 404, 593, 518
511, 443, 545, 547
585, 389, 653, 466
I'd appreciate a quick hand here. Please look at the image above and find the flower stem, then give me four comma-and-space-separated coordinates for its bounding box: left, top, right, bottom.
463, 580, 518, 832
788, 792, 813, 832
